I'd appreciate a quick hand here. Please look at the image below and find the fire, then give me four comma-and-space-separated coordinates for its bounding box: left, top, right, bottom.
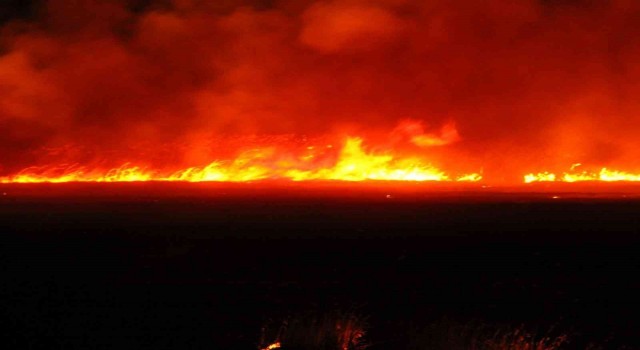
599, 169, 640, 182
8, 151, 640, 185
261, 342, 281, 350
524, 172, 557, 183
282, 138, 452, 182
0, 136, 481, 184
524, 167, 640, 183
0, 164, 155, 183
3, 1, 640, 189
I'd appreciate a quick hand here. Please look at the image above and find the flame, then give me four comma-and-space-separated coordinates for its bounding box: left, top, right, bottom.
524, 168, 640, 183
0, 164, 155, 183
524, 172, 557, 183
261, 342, 281, 350
7, 131, 640, 186
282, 138, 453, 182
4, 1, 640, 189
0, 137, 481, 184
456, 173, 483, 182
599, 169, 640, 182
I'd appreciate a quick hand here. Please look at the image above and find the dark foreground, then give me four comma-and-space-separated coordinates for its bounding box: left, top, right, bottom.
1, 183, 639, 349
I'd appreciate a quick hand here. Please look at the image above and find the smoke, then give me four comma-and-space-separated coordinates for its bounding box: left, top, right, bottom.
1, 0, 640, 179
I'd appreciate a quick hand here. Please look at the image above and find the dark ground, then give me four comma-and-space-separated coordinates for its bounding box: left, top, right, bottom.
1, 183, 639, 349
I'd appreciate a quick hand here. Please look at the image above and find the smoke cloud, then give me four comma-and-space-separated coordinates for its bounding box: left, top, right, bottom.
2, 0, 640, 180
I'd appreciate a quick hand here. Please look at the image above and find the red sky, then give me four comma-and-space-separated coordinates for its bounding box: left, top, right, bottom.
2, 0, 640, 180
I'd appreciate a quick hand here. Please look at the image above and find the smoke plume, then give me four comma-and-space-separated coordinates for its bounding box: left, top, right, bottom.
2, 0, 640, 181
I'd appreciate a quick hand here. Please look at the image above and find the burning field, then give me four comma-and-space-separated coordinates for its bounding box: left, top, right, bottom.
2, 0, 640, 349
3, 0, 640, 186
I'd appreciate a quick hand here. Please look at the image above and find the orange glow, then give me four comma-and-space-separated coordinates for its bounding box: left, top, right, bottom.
0, 164, 155, 183
261, 342, 281, 350
4, 1, 640, 189
524, 167, 640, 183
524, 172, 557, 183
0, 136, 481, 184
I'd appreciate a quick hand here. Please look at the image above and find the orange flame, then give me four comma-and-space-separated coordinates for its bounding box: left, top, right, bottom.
524, 167, 640, 183
261, 342, 281, 350
0, 136, 481, 184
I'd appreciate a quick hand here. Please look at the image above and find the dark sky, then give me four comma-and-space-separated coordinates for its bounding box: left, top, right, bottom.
0, 0, 34, 23
0, 0, 592, 23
